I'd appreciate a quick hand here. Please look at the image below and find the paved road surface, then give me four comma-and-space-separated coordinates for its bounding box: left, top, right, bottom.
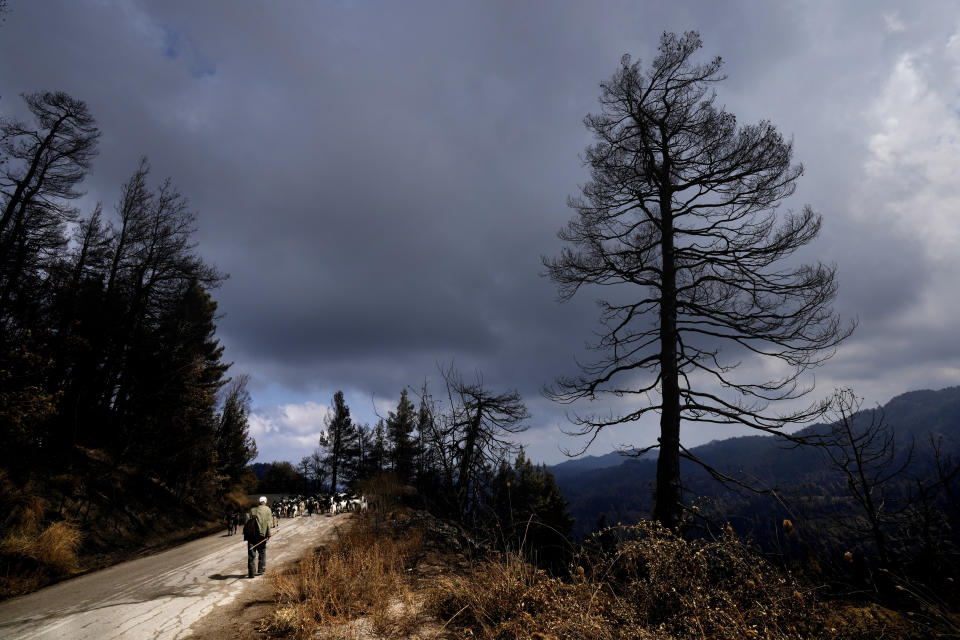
0, 513, 349, 639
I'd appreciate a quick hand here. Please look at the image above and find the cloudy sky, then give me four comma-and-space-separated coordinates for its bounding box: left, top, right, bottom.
2, 1, 958, 465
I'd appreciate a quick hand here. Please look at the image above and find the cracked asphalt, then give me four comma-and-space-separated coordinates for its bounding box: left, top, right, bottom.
0, 512, 350, 639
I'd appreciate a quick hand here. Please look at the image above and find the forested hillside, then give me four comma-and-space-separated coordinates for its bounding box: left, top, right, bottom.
555, 387, 960, 552
0, 92, 258, 597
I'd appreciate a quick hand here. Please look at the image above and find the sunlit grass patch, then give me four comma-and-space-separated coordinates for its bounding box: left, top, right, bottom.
261, 516, 424, 639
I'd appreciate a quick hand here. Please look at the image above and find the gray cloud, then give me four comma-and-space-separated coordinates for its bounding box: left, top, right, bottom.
2, 0, 958, 464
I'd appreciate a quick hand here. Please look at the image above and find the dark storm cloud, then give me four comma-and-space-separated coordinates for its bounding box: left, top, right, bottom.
2, 1, 958, 464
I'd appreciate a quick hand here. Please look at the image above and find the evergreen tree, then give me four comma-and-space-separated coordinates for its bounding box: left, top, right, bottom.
386, 388, 417, 483
99, 163, 222, 429
125, 281, 228, 496
353, 423, 378, 480
320, 390, 356, 492
491, 449, 574, 572
215, 374, 258, 490
260, 461, 304, 494
415, 390, 434, 486
371, 418, 386, 474
0, 92, 242, 559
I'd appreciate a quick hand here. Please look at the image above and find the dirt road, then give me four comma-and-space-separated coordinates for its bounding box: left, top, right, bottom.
0, 512, 350, 639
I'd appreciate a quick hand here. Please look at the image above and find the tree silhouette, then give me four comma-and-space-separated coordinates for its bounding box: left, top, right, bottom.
0, 91, 99, 331
814, 389, 913, 569
320, 390, 357, 492
216, 374, 258, 489
490, 449, 573, 572
442, 366, 529, 521
386, 388, 418, 483
544, 32, 852, 527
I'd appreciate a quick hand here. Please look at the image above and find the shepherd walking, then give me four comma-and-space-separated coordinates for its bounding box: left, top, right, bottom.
244, 496, 273, 578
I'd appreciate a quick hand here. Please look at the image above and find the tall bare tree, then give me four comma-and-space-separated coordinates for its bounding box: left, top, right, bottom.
442, 366, 529, 520
544, 32, 852, 527
0, 91, 99, 326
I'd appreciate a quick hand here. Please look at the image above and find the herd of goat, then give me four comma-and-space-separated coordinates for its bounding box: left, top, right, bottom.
275, 492, 369, 518
225, 492, 369, 535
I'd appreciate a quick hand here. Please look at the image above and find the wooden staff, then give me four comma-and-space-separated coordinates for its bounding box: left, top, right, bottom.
248, 535, 271, 551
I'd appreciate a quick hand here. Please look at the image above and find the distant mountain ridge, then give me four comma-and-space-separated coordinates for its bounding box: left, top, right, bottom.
550, 387, 960, 536
548, 448, 656, 481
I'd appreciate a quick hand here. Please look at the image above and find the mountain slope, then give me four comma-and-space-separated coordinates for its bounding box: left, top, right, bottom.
552, 387, 960, 536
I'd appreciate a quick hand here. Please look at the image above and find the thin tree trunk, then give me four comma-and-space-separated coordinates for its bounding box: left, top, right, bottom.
653, 179, 682, 529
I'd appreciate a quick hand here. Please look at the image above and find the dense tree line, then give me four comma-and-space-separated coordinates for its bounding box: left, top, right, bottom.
0, 91, 255, 503
288, 369, 573, 569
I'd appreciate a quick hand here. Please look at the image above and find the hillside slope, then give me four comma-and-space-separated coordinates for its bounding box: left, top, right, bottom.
0, 446, 226, 599
554, 387, 960, 537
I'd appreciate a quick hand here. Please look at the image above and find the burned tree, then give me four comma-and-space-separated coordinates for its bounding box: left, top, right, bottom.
443, 366, 529, 521
815, 389, 913, 569
544, 32, 852, 528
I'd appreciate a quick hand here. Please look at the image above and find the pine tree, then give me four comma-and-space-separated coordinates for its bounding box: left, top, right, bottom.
215, 374, 258, 490
321, 391, 356, 492
544, 32, 852, 527
353, 424, 378, 480
0, 91, 100, 332
126, 281, 228, 496
371, 418, 386, 474
387, 389, 417, 483
492, 449, 574, 572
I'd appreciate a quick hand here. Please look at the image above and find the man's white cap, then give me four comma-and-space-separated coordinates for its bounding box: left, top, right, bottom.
259, 496, 267, 503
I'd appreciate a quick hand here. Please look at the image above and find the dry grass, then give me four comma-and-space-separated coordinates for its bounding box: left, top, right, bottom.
32, 520, 83, 573
1, 520, 84, 573
426, 552, 621, 639
0, 472, 83, 598
260, 517, 425, 639
425, 521, 903, 640
258, 510, 943, 639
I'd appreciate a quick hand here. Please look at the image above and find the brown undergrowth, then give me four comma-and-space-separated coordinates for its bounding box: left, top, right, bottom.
260, 513, 427, 639
260, 512, 938, 639
425, 521, 929, 639
0, 449, 226, 601
0, 471, 83, 597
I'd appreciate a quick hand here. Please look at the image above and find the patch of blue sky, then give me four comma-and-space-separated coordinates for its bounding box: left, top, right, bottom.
252, 382, 313, 411
161, 25, 216, 78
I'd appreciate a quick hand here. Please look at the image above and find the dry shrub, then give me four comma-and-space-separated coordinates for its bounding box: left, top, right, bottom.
32, 520, 82, 574
261, 517, 423, 639
0, 473, 82, 598
3, 483, 47, 536
222, 488, 254, 511
426, 552, 629, 639
425, 520, 890, 640
0, 531, 34, 558
581, 521, 824, 639
0, 521, 82, 576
